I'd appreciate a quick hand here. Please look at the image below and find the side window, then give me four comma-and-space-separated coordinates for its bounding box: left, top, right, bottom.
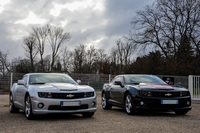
22, 76, 28, 85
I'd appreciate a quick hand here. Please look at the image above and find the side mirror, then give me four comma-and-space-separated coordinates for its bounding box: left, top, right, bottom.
77, 80, 81, 84
114, 81, 124, 87
17, 80, 25, 85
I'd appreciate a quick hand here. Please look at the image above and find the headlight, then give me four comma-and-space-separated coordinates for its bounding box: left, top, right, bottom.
139, 91, 152, 96
84, 92, 94, 97
180, 91, 189, 96
38, 92, 52, 98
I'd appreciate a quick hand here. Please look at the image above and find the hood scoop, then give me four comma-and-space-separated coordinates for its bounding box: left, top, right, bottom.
60, 89, 77, 91
51, 84, 78, 91
158, 88, 174, 90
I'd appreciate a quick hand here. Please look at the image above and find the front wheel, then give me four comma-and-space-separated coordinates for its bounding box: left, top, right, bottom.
9, 94, 19, 113
125, 93, 136, 115
101, 92, 112, 110
82, 112, 95, 117
25, 95, 34, 120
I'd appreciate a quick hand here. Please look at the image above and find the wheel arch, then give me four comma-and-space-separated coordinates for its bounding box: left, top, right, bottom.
123, 87, 137, 105
9, 91, 16, 103
123, 90, 131, 105
102, 90, 110, 98
24, 92, 32, 112
24, 92, 30, 104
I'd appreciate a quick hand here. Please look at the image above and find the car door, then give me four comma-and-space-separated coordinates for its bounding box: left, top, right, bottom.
110, 76, 126, 104
114, 76, 126, 104
16, 76, 28, 108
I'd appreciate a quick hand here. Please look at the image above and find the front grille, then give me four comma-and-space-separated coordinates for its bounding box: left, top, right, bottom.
38, 92, 94, 99
51, 93, 85, 99
151, 92, 181, 97
48, 104, 88, 110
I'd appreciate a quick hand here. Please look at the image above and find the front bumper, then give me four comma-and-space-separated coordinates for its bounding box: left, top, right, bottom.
133, 96, 192, 112
31, 96, 97, 114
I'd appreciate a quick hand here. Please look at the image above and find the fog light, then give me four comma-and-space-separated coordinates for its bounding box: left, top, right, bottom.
91, 101, 96, 107
37, 103, 44, 109
140, 101, 145, 106
187, 101, 190, 105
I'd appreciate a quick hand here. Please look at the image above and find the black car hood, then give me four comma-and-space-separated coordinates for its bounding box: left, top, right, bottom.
139, 83, 173, 89
131, 83, 187, 91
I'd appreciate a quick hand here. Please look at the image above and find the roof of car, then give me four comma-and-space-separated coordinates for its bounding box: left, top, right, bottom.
116, 74, 156, 76
25, 73, 69, 76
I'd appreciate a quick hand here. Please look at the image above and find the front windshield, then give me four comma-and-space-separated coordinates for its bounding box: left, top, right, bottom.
124, 75, 166, 84
29, 74, 77, 84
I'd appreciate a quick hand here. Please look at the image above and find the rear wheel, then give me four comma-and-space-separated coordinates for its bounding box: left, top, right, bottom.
101, 92, 112, 110
25, 95, 34, 120
82, 112, 95, 117
174, 110, 189, 115
125, 93, 136, 115
9, 94, 19, 113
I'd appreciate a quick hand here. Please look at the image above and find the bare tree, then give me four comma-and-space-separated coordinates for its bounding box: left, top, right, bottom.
126, 0, 200, 59
0, 51, 10, 76
31, 26, 48, 71
115, 39, 134, 73
61, 47, 74, 73
123, 41, 134, 73
73, 44, 86, 73
95, 49, 109, 74
43, 54, 51, 72
46, 24, 71, 71
85, 45, 97, 73
23, 35, 38, 72
116, 40, 124, 73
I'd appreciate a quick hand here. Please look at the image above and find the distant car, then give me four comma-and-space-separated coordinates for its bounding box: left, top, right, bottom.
101, 74, 192, 115
10, 73, 96, 120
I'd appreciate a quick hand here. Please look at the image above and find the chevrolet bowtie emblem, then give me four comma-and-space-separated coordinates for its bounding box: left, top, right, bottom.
165, 93, 172, 96
66, 94, 74, 98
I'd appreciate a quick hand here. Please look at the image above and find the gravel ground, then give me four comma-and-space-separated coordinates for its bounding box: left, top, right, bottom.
0, 91, 200, 133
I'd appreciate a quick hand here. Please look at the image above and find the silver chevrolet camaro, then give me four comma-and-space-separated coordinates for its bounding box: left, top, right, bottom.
9, 73, 97, 120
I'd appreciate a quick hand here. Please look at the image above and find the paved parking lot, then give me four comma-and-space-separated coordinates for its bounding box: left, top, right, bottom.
0, 92, 200, 133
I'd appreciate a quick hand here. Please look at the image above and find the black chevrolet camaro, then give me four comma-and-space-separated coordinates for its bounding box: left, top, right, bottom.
101, 74, 192, 115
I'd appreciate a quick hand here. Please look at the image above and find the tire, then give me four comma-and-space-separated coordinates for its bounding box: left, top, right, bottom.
174, 110, 189, 115
125, 93, 136, 115
101, 92, 112, 110
25, 95, 34, 120
82, 112, 95, 117
9, 94, 19, 113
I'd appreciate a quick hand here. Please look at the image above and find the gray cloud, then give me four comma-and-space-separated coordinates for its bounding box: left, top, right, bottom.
0, 0, 156, 60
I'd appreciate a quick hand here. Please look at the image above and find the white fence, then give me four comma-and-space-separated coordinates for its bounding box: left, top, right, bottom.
188, 75, 200, 100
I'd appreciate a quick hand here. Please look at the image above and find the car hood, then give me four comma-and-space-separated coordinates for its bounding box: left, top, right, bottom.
29, 83, 94, 92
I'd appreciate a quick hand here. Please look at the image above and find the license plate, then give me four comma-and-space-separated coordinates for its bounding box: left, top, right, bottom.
161, 100, 178, 104
61, 101, 81, 106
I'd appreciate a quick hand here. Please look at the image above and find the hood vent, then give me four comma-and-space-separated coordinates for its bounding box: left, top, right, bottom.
60, 89, 78, 91
158, 89, 174, 90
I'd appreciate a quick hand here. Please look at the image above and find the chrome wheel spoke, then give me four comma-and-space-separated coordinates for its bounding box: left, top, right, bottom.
9, 96, 13, 110
126, 95, 132, 113
102, 94, 106, 107
25, 97, 30, 116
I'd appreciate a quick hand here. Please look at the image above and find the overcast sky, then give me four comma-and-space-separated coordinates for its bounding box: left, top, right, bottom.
0, 0, 155, 60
